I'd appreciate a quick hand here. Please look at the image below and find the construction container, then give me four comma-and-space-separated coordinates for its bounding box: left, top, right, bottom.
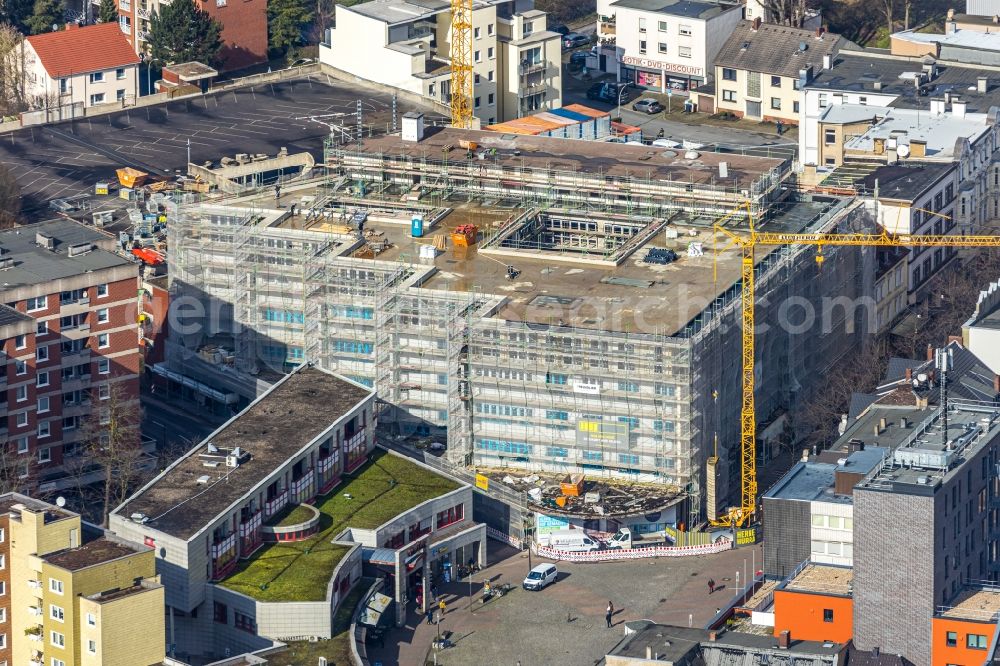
411, 215, 424, 238
458, 139, 478, 151
116, 167, 149, 189
560, 473, 585, 497
94, 182, 109, 195
450, 224, 477, 247
119, 187, 134, 201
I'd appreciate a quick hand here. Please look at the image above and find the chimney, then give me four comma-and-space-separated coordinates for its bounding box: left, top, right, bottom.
65, 22, 78, 30
930, 98, 945, 115
905, 367, 913, 381
901, 417, 909, 428
944, 90, 951, 104
752, 17, 762, 30
948, 335, 963, 344
874, 137, 886, 155
927, 344, 934, 362
910, 139, 926, 158
815, 26, 822, 38
778, 630, 791, 649
953, 98, 968, 118
994, 14, 999, 23
879, 417, 887, 430
823, 53, 832, 70
646, 646, 652, 659
708, 630, 719, 641
801, 448, 810, 462
979, 77, 989, 94
873, 647, 881, 657
874, 423, 881, 436
874, 79, 883, 91
947, 8, 955, 20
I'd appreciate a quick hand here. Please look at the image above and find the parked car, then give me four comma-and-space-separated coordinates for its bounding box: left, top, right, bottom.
586, 82, 607, 100
606, 83, 636, 104
523, 563, 558, 591
570, 51, 589, 67
550, 24, 570, 36
563, 33, 591, 49
633, 98, 665, 114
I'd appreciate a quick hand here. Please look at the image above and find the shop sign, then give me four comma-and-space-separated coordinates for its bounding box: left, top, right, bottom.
475, 473, 489, 491
621, 55, 703, 77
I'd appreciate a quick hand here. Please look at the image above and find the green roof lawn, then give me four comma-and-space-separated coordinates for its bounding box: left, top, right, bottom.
272, 504, 317, 528
219, 450, 460, 602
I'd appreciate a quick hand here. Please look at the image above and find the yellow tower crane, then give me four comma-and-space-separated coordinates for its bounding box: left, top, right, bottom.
449, 0, 474, 128
710, 203, 1000, 528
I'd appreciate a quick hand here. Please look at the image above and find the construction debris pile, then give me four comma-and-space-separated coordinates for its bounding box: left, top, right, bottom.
484, 469, 682, 517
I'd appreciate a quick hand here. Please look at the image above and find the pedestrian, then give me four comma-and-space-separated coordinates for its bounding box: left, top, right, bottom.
274, 183, 281, 201
606, 600, 614, 628
431, 584, 438, 600
708, 578, 715, 594
439, 599, 447, 616
426, 608, 434, 625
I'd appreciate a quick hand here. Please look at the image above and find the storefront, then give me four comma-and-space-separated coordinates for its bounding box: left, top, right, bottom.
620, 55, 705, 94
427, 523, 486, 584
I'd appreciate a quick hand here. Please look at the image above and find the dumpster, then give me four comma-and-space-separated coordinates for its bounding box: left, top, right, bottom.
116, 167, 149, 189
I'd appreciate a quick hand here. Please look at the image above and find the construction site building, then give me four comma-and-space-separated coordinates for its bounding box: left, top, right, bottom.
165, 128, 875, 523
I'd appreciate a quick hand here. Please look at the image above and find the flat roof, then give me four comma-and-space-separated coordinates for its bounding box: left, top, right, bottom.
783, 563, 853, 596
609, 622, 844, 661
857, 163, 955, 202
117, 366, 373, 540
940, 587, 1000, 622
610, 0, 739, 19
894, 27, 1000, 52
43, 537, 145, 572
837, 104, 991, 159
0, 219, 131, 293
807, 51, 1000, 113
349, 0, 502, 24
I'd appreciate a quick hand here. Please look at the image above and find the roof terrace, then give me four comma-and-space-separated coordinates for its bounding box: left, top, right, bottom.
938, 586, 1000, 622
218, 449, 460, 602
782, 563, 854, 597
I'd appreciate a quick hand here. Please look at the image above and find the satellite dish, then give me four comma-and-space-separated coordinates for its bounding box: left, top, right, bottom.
55, 496, 66, 508
897, 143, 911, 158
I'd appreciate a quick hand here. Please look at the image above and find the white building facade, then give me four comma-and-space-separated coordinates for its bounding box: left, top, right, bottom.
320, 0, 562, 123
594, 0, 743, 92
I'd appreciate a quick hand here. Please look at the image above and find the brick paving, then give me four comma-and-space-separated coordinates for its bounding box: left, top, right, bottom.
365, 540, 763, 666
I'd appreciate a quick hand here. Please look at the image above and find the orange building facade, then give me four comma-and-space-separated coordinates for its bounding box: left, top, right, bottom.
931, 616, 996, 665
773, 588, 854, 644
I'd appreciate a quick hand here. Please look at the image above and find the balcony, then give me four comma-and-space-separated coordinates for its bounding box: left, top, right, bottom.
59, 298, 90, 316
62, 375, 91, 392
61, 348, 90, 364
519, 61, 546, 76
28, 605, 42, 617
264, 489, 289, 518
137, 6, 149, 19
61, 325, 91, 340
136, 30, 149, 42
599, 20, 616, 35
27, 579, 42, 590
63, 400, 92, 418
518, 84, 549, 100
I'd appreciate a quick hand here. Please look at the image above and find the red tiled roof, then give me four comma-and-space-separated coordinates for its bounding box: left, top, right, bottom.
26, 23, 140, 78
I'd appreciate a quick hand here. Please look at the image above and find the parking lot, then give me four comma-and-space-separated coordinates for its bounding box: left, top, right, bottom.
0, 74, 446, 219
369, 540, 760, 666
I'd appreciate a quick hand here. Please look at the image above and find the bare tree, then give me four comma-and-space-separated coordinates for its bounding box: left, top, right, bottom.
0, 442, 32, 495
880, 0, 895, 39
79, 381, 147, 527
756, 0, 809, 27
0, 22, 26, 117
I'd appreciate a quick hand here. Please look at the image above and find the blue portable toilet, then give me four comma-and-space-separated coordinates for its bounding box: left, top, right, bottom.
411, 215, 424, 238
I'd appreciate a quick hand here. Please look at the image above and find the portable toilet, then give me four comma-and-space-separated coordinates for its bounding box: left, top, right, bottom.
411, 214, 424, 238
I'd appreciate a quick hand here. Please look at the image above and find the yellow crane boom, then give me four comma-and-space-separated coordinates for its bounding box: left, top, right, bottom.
449, 0, 474, 128
711, 209, 1000, 528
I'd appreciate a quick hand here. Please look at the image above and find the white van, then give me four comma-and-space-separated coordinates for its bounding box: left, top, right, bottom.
523, 563, 558, 591
540, 529, 601, 552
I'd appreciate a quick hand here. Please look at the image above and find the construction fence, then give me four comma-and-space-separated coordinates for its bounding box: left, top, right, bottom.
532, 538, 732, 563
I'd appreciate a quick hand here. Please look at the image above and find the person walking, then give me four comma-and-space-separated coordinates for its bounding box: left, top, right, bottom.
606, 601, 614, 628
439, 599, 447, 616
426, 608, 434, 625
708, 578, 715, 594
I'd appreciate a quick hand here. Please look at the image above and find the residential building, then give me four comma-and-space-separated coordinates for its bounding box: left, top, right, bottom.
963, 278, 1000, 375
598, 0, 744, 92
932, 585, 1000, 666
713, 20, 849, 125
110, 365, 484, 662
873, 242, 908, 332
3, 493, 164, 666
772, 563, 854, 644
813, 98, 1000, 252
21, 23, 139, 110
164, 125, 877, 525
0, 220, 141, 493
320, 0, 562, 123
108, 0, 267, 72
956, 0, 1000, 20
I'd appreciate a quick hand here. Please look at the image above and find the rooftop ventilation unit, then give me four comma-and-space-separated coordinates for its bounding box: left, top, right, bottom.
196, 475, 211, 484
35, 233, 54, 250
130, 512, 148, 523
67, 242, 93, 257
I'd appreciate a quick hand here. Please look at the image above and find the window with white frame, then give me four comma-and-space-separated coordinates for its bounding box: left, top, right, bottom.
97, 283, 108, 298
38, 396, 49, 414
97, 333, 109, 348
116, 67, 126, 80
15, 412, 27, 427
98, 358, 110, 374
50, 630, 65, 647
0, 606, 6, 622
15, 360, 26, 376
722, 90, 736, 102
14, 334, 25, 349
87, 639, 96, 653
49, 578, 63, 594
36, 345, 48, 362
50, 604, 64, 621
89, 93, 105, 105
658, 20, 667, 31
678, 46, 692, 58
16, 385, 26, 402
37, 371, 49, 387
86, 612, 96, 626
638, 17, 646, 32
96, 308, 109, 324
37, 320, 47, 336
26, 296, 45, 312
38, 422, 50, 439
639, 40, 647, 54
89, 72, 104, 84
59, 78, 68, 94
658, 42, 667, 53
16, 438, 27, 455
52, 658, 66, 666
678, 24, 691, 35
98, 384, 110, 400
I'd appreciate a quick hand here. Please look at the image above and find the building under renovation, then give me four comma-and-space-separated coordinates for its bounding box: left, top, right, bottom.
164, 124, 875, 523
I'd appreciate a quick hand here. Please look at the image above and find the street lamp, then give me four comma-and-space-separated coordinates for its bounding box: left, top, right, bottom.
143, 56, 165, 96
617, 84, 628, 121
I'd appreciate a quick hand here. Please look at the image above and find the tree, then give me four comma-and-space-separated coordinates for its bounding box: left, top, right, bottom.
879, 0, 894, 41
0, 162, 21, 229
25, 0, 63, 35
147, 0, 223, 66
79, 381, 148, 527
0, 0, 34, 32
756, 0, 810, 27
268, 0, 313, 57
97, 0, 118, 24
0, 23, 26, 117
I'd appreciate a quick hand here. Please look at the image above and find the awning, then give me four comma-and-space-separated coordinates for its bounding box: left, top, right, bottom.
362, 547, 396, 566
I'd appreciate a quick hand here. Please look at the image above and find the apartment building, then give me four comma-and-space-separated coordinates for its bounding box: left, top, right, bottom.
22, 23, 140, 110
713, 20, 848, 125
593, 0, 743, 92
0, 493, 165, 666
0, 220, 141, 493
320, 0, 562, 123
107, 0, 267, 72
963, 278, 1000, 376
111, 365, 482, 661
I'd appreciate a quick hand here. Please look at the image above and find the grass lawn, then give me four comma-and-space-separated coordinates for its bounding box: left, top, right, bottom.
272, 504, 316, 528
279, 577, 376, 665
219, 450, 459, 602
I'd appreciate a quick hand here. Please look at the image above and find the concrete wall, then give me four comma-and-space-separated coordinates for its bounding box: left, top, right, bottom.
808, 500, 854, 567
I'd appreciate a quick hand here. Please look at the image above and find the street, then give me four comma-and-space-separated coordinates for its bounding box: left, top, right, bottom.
142, 392, 224, 455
